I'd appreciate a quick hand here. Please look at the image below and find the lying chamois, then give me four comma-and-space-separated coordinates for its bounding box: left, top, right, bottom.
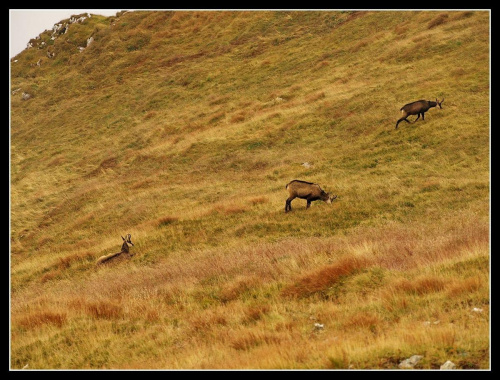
96, 234, 135, 266
396, 98, 444, 129
285, 180, 337, 213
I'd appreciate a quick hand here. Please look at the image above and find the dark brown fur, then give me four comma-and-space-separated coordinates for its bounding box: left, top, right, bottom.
285, 180, 337, 213
396, 98, 444, 129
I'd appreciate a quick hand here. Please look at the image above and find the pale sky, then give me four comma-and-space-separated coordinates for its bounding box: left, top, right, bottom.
9, 9, 123, 58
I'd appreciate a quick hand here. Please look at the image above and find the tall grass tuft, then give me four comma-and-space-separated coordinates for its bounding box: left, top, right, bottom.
282, 256, 373, 298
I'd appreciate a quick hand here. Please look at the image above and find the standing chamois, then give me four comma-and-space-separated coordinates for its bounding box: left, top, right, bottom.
396, 98, 444, 129
96, 234, 135, 266
285, 180, 337, 213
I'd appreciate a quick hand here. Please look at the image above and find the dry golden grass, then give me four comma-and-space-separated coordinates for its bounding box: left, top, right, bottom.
10, 10, 489, 369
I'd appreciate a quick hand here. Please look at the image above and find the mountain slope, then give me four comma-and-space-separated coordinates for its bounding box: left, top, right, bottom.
10, 10, 489, 369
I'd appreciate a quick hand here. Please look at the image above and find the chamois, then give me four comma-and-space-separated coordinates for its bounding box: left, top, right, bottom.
285, 180, 337, 213
396, 98, 444, 129
96, 234, 135, 266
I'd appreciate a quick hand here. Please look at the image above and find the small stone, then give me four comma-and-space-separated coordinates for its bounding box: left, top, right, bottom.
472, 307, 483, 313
440, 360, 456, 370
313, 323, 324, 330
424, 320, 440, 326
398, 355, 423, 369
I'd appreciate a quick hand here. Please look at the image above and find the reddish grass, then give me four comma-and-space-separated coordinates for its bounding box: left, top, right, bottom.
47, 155, 65, 167
274, 321, 296, 332
248, 196, 269, 205
145, 310, 160, 323
209, 110, 226, 124
156, 215, 179, 227
244, 305, 270, 323
305, 91, 326, 103
447, 276, 483, 297
143, 111, 157, 120
350, 39, 369, 53
341, 311, 381, 333
131, 178, 156, 189
229, 331, 282, 351
393, 276, 447, 295
212, 204, 249, 215
191, 311, 228, 332
57, 251, 94, 269
314, 61, 330, 70
282, 256, 373, 298
16, 311, 67, 329
428, 13, 449, 29
85, 301, 123, 319
86, 157, 118, 177
220, 276, 261, 303
394, 24, 409, 36
208, 95, 231, 106
40, 269, 62, 283
453, 11, 475, 20
230, 113, 246, 123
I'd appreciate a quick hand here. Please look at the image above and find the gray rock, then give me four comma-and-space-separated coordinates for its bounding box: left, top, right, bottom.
398, 355, 423, 369
440, 360, 456, 370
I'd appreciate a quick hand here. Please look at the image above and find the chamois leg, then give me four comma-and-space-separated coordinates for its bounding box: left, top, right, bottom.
285, 198, 294, 213
396, 111, 410, 129
413, 113, 421, 123
306, 200, 312, 209
395, 117, 409, 129
421, 112, 425, 121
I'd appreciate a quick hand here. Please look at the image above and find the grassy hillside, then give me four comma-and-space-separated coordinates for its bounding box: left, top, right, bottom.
10, 10, 490, 369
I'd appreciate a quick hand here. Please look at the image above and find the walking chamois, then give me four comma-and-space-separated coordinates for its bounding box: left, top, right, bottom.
396, 98, 444, 129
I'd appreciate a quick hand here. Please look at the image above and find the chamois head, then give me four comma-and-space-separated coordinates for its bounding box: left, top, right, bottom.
436, 98, 444, 109
321, 191, 338, 204
122, 234, 134, 247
